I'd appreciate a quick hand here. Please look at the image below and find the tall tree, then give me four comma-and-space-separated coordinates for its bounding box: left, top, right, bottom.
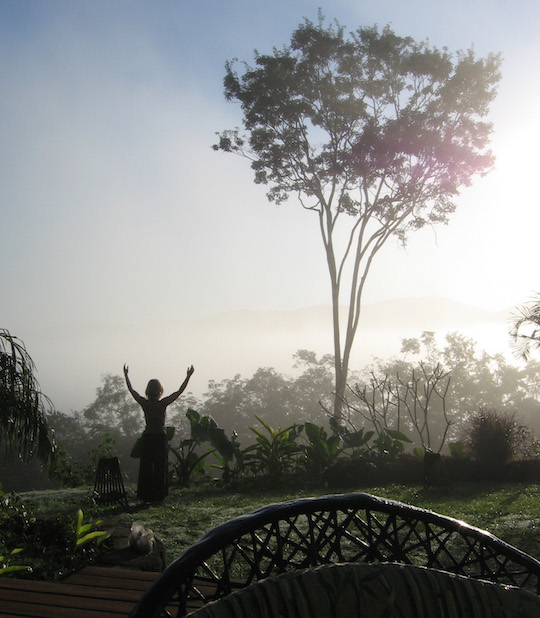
214, 15, 501, 417
0, 329, 55, 470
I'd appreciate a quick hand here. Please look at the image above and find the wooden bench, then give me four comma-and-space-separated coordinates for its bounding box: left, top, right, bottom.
129, 492, 540, 618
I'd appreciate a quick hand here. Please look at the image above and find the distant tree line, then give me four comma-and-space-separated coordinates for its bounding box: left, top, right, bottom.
2, 329, 540, 491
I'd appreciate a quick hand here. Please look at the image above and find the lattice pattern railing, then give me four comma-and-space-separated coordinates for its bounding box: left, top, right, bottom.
129, 493, 540, 617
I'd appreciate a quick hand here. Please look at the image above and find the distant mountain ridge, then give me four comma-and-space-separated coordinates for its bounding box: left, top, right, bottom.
34, 297, 514, 413
194, 297, 510, 334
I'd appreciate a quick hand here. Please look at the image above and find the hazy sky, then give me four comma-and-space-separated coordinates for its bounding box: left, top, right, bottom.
2, 1, 540, 411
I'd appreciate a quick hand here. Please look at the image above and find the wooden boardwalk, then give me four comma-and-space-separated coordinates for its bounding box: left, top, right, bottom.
0, 566, 172, 617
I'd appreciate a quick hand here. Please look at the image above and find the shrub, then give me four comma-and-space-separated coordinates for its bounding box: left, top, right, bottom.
465, 408, 524, 465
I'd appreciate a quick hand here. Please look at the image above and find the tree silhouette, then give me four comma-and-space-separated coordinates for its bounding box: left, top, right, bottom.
214, 15, 501, 417
0, 329, 55, 470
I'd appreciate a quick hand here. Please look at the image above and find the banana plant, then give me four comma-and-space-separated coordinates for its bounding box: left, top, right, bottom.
210, 431, 245, 484
371, 428, 412, 458
168, 410, 222, 486
243, 416, 304, 479
329, 418, 374, 456
168, 439, 213, 487
303, 422, 344, 474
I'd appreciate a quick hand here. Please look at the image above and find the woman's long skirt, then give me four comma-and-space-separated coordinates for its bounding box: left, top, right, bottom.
137, 432, 168, 502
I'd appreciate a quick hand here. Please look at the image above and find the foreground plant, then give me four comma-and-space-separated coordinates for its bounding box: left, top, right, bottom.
303, 422, 343, 474
243, 416, 303, 479
74, 509, 110, 549
168, 411, 219, 486
0, 548, 31, 576
0, 329, 56, 469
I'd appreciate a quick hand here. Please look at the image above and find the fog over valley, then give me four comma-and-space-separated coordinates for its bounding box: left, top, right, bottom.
26, 297, 513, 414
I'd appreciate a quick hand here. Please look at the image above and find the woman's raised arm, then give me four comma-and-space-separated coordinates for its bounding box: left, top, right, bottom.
161, 366, 195, 406
124, 364, 145, 405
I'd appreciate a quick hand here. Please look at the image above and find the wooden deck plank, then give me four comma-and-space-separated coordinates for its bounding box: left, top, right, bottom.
0, 578, 143, 602
0, 599, 131, 618
0, 588, 136, 607
62, 573, 154, 592
0, 566, 216, 617
0, 589, 135, 617
0, 566, 158, 618
0, 602, 123, 618
0, 596, 129, 617
65, 566, 160, 582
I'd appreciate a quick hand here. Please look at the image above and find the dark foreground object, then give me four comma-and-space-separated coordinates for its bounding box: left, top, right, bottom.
130, 492, 540, 617
93, 457, 128, 508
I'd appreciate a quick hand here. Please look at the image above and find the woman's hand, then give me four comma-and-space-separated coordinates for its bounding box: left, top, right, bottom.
187, 365, 195, 378
123, 364, 129, 378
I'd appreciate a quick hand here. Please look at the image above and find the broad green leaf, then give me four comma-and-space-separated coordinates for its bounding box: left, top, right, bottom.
75, 509, 84, 536
76, 530, 110, 548
186, 409, 201, 425
77, 522, 93, 536
304, 422, 322, 443
385, 429, 412, 443
328, 435, 340, 454
0, 565, 32, 575
254, 415, 275, 435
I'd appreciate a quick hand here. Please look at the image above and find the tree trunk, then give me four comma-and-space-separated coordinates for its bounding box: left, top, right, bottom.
331, 281, 344, 419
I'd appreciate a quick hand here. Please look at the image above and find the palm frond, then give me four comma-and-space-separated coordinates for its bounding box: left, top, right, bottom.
0, 329, 56, 472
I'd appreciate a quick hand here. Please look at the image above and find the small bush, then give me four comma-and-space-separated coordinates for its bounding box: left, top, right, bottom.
465, 408, 525, 466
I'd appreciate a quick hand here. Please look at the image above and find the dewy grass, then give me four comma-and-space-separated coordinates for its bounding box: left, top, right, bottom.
19, 482, 540, 571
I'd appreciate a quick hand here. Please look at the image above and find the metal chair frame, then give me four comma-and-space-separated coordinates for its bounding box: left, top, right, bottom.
130, 492, 540, 617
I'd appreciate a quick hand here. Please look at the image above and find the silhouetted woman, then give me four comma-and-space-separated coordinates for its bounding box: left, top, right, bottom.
124, 364, 194, 502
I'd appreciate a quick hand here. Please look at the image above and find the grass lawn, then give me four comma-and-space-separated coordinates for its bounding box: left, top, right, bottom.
19, 480, 540, 570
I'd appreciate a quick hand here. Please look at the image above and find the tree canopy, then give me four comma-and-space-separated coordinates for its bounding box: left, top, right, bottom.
201, 352, 334, 445
215, 15, 501, 416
